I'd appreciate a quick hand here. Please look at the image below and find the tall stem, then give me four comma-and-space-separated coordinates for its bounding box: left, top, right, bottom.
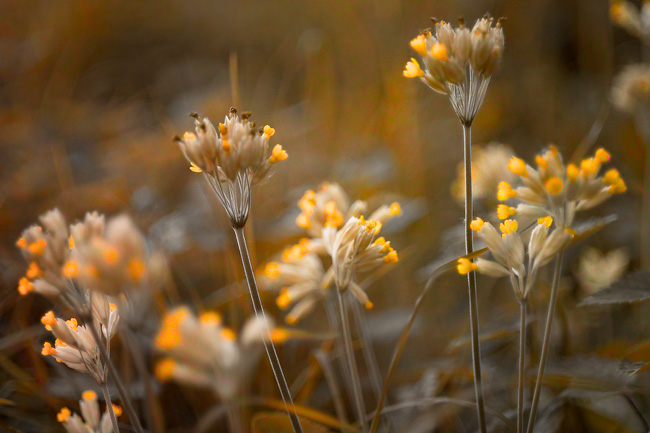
85, 319, 144, 433
101, 383, 120, 433
462, 123, 487, 433
349, 296, 383, 403
517, 300, 527, 433
526, 252, 564, 433
336, 290, 368, 433
227, 400, 243, 433
232, 226, 303, 433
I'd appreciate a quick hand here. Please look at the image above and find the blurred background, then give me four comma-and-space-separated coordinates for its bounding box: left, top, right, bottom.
1, 0, 649, 431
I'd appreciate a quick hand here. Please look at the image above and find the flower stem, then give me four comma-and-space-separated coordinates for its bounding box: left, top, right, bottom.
517, 300, 527, 433
85, 318, 144, 433
462, 123, 487, 433
101, 383, 120, 433
336, 290, 368, 433
232, 226, 303, 433
526, 251, 564, 433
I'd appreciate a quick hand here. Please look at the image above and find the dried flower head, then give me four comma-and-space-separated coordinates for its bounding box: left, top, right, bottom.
175, 109, 287, 227
451, 143, 519, 207
154, 307, 280, 400
575, 247, 629, 294
261, 246, 325, 324
405, 16, 505, 125
497, 146, 626, 228
459, 216, 572, 299
612, 63, 650, 114
41, 308, 118, 385
322, 216, 398, 306
56, 391, 122, 433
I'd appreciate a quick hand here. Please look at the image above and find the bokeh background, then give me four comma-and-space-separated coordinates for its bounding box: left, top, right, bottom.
1, 0, 649, 431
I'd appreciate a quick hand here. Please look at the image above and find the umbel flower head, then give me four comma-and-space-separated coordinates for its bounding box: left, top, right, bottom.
612, 64, 650, 114
496, 146, 626, 228
458, 216, 572, 299
404, 15, 505, 125
154, 307, 283, 400
175, 108, 288, 228
259, 183, 402, 322
56, 390, 122, 433
323, 216, 398, 305
40, 306, 119, 385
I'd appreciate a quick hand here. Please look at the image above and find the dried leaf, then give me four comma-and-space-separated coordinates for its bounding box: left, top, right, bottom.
579, 271, 650, 306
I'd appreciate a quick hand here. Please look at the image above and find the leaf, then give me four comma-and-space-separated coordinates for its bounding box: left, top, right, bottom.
579, 271, 650, 306
251, 412, 330, 433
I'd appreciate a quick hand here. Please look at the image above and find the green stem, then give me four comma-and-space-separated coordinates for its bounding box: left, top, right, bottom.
101, 383, 120, 433
336, 290, 368, 433
85, 318, 144, 433
462, 123, 487, 433
526, 251, 564, 433
517, 300, 527, 433
233, 226, 303, 433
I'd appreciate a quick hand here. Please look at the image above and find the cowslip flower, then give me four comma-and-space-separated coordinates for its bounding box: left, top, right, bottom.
261, 247, 326, 324
322, 216, 398, 306
154, 307, 282, 400
40, 308, 118, 385
175, 109, 287, 228
295, 182, 402, 241
405, 16, 504, 125
497, 147, 627, 228
458, 216, 572, 299
56, 391, 122, 433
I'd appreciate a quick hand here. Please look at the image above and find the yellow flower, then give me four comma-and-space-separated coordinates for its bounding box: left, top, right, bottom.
499, 219, 518, 236
470, 217, 485, 231
497, 204, 517, 220
403, 59, 424, 78
507, 157, 527, 177
269, 144, 288, 163
544, 177, 563, 195
409, 33, 429, 56
457, 258, 478, 275
497, 181, 516, 201
431, 43, 449, 62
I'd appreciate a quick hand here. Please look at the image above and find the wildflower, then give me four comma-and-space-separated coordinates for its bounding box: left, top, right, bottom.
452, 143, 520, 207
294, 182, 402, 239
575, 247, 629, 294
57, 390, 122, 433
175, 109, 287, 227
612, 64, 650, 114
260, 250, 326, 324
154, 308, 281, 400
322, 216, 398, 305
499, 146, 627, 228
41, 310, 119, 385
462, 216, 573, 299
405, 16, 505, 125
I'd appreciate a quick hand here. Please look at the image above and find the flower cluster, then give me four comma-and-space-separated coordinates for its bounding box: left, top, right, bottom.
154, 307, 279, 400
612, 64, 650, 114
458, 217, 572, 299
17, 210, 162, 301
56, 391, 122, 433
175, 109, 287, 227
496, 146, 626, 228
404, 16, 504, 124
40, 305, 118, 384
260, 183, 402, 321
